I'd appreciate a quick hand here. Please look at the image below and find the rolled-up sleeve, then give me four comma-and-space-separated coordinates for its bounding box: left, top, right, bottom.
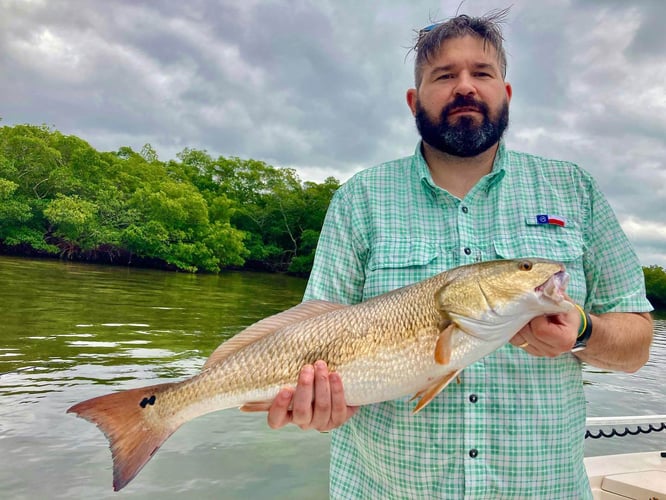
581, 173, 653, 314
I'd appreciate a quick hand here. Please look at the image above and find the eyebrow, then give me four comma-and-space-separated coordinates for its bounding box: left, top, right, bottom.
430, 62, 498, 74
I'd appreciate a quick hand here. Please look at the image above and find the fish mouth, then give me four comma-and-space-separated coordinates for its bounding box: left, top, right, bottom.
535, 270, 570, 303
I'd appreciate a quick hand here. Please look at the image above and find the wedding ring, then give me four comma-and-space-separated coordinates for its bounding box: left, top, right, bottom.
519, 341, 529, 348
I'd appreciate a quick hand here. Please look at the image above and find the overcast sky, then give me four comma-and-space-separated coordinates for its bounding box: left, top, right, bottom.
1, 0, 665, 267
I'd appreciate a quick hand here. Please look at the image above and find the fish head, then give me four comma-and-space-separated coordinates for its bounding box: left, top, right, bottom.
436, 258, 574, 342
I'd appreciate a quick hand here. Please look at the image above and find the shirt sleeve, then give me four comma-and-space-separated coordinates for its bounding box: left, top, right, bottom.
303, 182, 367, 305
581, 172, 653, 314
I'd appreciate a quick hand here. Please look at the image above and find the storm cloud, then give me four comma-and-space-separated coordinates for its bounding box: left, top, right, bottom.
1, 0, 664, 265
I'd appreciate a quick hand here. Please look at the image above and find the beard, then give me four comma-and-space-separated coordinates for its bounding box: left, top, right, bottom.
414, 94, 509, 157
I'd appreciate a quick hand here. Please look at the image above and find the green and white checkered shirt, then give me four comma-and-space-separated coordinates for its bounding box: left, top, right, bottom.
303, 142, 652, 499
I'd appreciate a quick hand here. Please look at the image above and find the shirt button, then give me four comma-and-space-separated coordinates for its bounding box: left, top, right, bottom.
469, 449, 478, 458
464, 247, 472, 255
469, 394, 478, 403
461, 206, 469, 214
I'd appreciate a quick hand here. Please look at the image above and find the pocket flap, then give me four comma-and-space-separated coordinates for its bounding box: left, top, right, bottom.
368, 239, 438, 271
494, 235, 583, 262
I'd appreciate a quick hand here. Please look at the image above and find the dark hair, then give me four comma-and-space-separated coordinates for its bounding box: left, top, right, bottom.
412, 8, 510, 87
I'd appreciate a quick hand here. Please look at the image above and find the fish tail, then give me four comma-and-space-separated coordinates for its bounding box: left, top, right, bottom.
67, 382, 179, 491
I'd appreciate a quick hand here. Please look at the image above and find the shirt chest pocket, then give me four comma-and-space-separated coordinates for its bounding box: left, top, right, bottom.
364, 239, 441, 298
493, 233, 586, 303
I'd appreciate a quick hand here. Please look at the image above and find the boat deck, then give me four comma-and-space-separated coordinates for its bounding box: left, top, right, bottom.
585, 451, 666, 499
584, 416, 666, 499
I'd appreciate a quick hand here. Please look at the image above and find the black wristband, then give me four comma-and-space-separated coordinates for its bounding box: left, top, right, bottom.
577, 311, 593, 342
572, 307, 593, 352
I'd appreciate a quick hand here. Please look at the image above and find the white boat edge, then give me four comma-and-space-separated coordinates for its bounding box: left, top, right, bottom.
585, 415, 666, 499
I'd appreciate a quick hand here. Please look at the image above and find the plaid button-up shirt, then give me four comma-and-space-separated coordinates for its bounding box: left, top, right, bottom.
303, 142, 652, 499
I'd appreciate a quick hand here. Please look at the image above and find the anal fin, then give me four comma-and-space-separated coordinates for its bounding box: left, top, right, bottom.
411, 369, 461, 414
239, 400, 273, 412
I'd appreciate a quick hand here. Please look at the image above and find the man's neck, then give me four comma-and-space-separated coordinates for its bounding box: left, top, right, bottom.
422, 142, 499, 199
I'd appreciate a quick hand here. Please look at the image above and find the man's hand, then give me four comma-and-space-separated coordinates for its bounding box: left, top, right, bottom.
242, 360, 359, 432
509, 306, 581, 357
510, 304, 653, 373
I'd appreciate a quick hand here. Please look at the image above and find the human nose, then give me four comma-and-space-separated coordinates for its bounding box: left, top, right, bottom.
453, 72, 476, 96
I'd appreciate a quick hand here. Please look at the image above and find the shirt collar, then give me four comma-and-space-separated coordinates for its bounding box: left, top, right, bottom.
415, 140, 507, 197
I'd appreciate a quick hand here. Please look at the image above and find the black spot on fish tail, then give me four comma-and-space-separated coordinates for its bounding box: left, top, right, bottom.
139, 395, 156, 408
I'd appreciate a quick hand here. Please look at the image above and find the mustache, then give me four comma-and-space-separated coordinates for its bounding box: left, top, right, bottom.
442, 95, 489, 117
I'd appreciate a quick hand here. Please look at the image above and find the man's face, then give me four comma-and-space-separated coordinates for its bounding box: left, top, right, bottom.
408, 35, 512, 157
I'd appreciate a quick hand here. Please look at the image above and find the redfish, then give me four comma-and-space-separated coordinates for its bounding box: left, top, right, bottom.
68, 258, 572, 490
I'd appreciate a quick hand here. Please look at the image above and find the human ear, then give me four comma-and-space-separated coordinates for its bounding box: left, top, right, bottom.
406, 88, 418, 116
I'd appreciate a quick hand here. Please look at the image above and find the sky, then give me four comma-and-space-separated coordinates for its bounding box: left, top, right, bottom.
1, 0, 665, 267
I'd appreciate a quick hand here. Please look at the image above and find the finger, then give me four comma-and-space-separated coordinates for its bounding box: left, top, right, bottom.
291, 364, 315, 428
510, 323, 532, 347
328, 371, 349, 428
509, 334, 528, 347
310, 361, 332, 430
510, 330, 531, 348
528, 315, 562, 349
266, 388, 294, 429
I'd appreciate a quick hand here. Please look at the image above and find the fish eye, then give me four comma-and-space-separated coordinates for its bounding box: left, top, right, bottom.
519, 261, 533, 271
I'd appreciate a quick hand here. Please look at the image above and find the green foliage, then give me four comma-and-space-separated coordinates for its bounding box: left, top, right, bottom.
0, 179, 32, 226
3, 121, 664, 285
0, 124, 338, 273
217, 157, 339, 271
644, 266, 666, 310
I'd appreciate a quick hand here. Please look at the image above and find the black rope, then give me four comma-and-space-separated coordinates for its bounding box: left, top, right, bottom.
585, 422, 666, 439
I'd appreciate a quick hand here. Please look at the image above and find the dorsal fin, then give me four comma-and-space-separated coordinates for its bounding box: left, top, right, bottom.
202, 300, 348, 370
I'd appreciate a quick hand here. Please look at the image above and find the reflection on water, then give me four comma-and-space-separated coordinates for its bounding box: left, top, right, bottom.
1, 256, 664, 498
583, 316, 666, 456
0, 256, 329, 500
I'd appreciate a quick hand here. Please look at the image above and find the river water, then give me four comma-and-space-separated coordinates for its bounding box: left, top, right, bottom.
1, 256, 664, 499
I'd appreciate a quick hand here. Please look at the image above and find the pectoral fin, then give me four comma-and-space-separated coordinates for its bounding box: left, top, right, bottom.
434, 322, 455, 365
411, 369, 461, 414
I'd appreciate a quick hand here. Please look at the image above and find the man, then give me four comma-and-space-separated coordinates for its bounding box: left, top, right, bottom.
263, 10, 653, 498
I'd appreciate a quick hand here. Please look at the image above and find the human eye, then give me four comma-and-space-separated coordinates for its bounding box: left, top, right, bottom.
473, 65, 497, 78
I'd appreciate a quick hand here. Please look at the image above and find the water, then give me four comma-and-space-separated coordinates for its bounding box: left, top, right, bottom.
1, 256, 664, 499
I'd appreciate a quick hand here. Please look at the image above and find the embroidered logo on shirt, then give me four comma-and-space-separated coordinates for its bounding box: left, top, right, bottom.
526, 214, 567, 227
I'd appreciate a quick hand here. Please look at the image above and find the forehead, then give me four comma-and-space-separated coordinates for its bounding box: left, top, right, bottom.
424, 35, 501, 71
